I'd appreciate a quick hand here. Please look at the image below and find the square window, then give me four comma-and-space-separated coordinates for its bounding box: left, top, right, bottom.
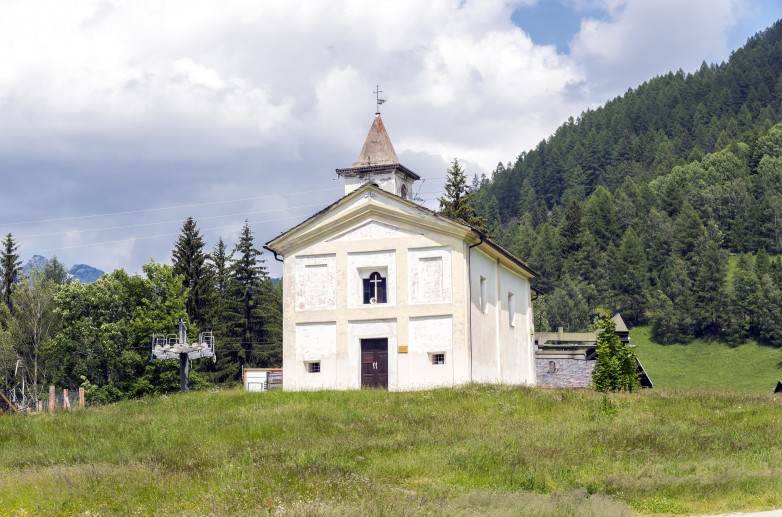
307, 362, 321, 373
431, 353, 445, 365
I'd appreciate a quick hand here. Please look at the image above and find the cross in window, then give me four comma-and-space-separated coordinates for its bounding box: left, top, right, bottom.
369, 274, 383, 301
363, 271, 387, 304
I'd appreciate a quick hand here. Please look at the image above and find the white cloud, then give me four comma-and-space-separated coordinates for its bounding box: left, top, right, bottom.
570, 0, 742, 93
0, 0, 763, 275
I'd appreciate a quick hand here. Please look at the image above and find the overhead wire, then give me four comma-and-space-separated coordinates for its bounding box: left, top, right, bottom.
0, 186, 344, 227
16, 201, 329, 239
28, 212, 315, 254
11, 176, 449, 254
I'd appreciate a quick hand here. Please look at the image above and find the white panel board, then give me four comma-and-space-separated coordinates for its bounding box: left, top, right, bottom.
408, 315, 453, 353
409, 247, 452, 304
295, 322, 337, 361
295, 254, 336, 311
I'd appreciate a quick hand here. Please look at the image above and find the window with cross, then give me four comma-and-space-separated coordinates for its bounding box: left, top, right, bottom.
363, 271, 387, 304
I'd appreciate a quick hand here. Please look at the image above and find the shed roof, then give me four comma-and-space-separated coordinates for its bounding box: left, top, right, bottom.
611, 313, 629, 333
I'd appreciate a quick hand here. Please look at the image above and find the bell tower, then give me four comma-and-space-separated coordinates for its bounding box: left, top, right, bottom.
336, 97, 419, 199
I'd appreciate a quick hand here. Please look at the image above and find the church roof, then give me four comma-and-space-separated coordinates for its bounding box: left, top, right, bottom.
264, 183, 537, 278
352, 114, 399, 167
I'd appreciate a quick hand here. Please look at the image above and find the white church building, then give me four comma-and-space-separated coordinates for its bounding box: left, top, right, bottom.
264, 114, 537, 390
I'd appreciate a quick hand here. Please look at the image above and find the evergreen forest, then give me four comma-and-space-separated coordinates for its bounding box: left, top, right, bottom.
469, 20, 782, 346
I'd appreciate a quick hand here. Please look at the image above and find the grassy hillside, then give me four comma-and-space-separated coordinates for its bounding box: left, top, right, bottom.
2, 386, 782, 516
632, 325, 782, 393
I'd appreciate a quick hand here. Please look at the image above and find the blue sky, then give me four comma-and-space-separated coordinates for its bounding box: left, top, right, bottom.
0, 0, 780, 278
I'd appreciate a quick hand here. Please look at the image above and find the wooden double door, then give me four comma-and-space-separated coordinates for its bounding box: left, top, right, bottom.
361, 338, 388, 389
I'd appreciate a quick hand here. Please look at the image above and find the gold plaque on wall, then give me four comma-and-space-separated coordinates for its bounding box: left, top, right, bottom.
398, 345, 408, 354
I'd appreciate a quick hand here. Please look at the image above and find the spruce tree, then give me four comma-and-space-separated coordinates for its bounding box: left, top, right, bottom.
729, 253, 761, 339
227, 221, 267, 374
438, 159, 488, 233
0, 234, 22, 315
252, 278, 283, 368
613, 228, 649, 324
581, 186, 619, 251
693, 240, 728, 335
559, 199, 582, 258
172, 217, 210, 327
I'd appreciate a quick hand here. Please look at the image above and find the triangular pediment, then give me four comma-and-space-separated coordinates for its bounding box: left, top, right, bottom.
328, 220, 420, 243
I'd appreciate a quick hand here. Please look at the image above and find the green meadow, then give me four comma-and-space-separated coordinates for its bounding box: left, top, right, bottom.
2, 385, 782, 516
632, 325, 782, 393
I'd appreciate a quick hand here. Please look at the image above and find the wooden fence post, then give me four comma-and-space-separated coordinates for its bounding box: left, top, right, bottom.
49, 385, 55, 415
37, 400, 42, 413
79, 387, 85, 409
63, 389, 70, 410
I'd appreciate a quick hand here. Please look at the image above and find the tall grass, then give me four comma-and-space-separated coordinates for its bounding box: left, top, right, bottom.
1, 386, 781, 516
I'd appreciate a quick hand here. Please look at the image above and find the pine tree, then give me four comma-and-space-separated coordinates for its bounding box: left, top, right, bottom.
42, 256, 71, 285
528, 223, 561, 294
613, 228, 649, 324
0, 234, 22, 315
559, 199, 582, 258
672, 201, 706, 263
438, 159, 488, 233
693, 240, 728, 334
172, 218, 211, 327
226, 221, 268, 375
729, 253, 761, 339
581, 186, 619, 251
252, 278, 283, 368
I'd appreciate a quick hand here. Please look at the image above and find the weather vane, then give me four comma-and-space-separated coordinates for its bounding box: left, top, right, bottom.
374, 85, 386, 114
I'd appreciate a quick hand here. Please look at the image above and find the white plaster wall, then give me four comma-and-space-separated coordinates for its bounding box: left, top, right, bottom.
293, 322, 337, 390
330, 221, 417, 242
347, 319, 397, 390
343, 172, 414, 198
497, 266, 536, 385
294, 254, 336, 311
469, 248, 501, 383
405, 315, 453, 389
347, 251, 396, 307
408, 246, 452, 305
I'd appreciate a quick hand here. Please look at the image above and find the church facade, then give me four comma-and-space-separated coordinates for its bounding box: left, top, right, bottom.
265, 114, 537, 391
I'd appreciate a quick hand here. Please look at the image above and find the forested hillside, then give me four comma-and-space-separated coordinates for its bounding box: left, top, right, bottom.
473, 20, 782, 345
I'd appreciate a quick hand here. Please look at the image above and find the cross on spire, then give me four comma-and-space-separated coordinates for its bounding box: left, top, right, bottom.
374, 85, 386, 114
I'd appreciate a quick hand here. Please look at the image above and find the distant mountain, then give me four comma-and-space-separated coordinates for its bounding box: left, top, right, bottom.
22, 255, 49, 275
21, 255, 105, 284
68, 264, 104, 284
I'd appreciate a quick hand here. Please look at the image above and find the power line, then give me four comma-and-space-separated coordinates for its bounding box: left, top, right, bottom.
0, 186, 343, 227
16, 202, 329, 239
28, 212, 314, 254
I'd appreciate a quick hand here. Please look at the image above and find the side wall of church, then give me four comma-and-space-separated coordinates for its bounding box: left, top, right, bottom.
469, 248, 536, 385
